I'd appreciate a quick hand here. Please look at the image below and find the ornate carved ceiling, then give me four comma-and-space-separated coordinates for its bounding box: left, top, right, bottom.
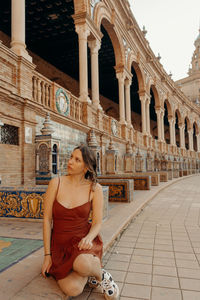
0, 1, 138, 108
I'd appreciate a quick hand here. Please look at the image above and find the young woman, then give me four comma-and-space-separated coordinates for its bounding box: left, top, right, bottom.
41, 144, 119, 299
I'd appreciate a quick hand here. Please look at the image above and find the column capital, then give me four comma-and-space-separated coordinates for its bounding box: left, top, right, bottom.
155, 107, 162, 114
75, 23, 90, 39
178, 122, 184, 129
88, 38, 101, 52
187, 129, 193, 134
116, 71, 125, 82
168, 115, 175, 122
139, 95, 146, 103
138, 90, 150, 99
146, 97, 150, 105
125, 77, 132, 87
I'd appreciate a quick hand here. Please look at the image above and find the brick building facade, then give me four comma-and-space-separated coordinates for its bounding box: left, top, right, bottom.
0, 0, 200, 188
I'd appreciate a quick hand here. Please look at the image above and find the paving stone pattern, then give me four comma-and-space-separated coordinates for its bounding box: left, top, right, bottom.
76, 176, 200, 299
0, 176, 200, 300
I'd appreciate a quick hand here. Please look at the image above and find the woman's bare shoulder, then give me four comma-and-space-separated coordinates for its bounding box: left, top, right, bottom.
47, 176, 59, 189
94, 182, 103, 193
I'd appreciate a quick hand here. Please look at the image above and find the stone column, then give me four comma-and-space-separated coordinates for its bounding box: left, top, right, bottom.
116, 72, 125, 124
179, 123, 185, 148
10, 0, 32, 62
88, 39, 101, 109
168, 117, 175, 145
146, 97, 150, 135
75, 25, 90, 102
188, 129, 193, 151
196, 134, 200, 152
140, 96, 147, 134
155, 109, 162, 140
125, 78, 132, 127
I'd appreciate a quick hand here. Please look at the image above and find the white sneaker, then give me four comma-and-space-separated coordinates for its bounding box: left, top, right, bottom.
101, 269, 119, 300
87, 276, 100, 288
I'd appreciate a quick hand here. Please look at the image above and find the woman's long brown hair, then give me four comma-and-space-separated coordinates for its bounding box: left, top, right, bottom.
74, 144, 97, 189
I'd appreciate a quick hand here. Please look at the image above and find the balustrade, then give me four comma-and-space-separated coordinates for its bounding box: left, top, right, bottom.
32, 72, 52, 108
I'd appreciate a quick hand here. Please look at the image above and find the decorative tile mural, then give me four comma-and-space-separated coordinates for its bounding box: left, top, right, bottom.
0, 186, 109, 220
0, 189, 45, 218
98, 179, 134, 202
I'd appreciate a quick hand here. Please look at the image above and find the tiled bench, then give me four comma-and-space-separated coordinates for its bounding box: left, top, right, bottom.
173, 170, 179, 178
0, 186, 109, 221
158, 171, 168, 182
98, 174, 151, 191
142, 172, 160, 186
98, 178, 134, 202
183, 170, 189, 176
167, 170, 173, 180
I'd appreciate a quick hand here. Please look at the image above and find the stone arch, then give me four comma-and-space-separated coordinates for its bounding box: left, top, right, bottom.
184, 116, 191, 150
163, 99, 172, 144
129, 60, 145, 132
164, 99, 172, 116
175, 108, 182, 124
94, 2, 124, 66
185, 116, 191, 130
193, 121, 199, 134
149, 85, 160, 139
175, 109, 181, 147
149, 85, 160, 107
127, 53, 145, 92
193, 121, 198, 152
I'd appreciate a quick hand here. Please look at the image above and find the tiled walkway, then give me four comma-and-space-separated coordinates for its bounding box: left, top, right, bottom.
0, 175, 200, 299
101, 176, 200, 300
81, 176, 200, 300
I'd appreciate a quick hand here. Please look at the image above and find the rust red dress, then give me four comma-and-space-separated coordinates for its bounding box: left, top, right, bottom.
49, 183, 103, 280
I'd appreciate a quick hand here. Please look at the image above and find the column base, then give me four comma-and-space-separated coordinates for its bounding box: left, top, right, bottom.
79, 95, 92, 103
93, 103, 103, 111
119, 119, 127, 125
11, 44, 32, 62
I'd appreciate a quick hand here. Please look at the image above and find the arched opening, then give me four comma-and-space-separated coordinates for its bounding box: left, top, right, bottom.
130, 65, 142, 132
175, 110, 180, 147
149, 87, 157, 139
0, 1, 81, 94
52, 144, 58, 174
164, 101, 170, 144
193, 123, 198, 152
185, 118, 189, 150
98, 22, 119, 119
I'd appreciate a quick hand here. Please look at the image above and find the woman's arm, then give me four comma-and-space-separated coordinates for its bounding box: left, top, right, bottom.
41, 177, 59, 277
78, 183, 103, 250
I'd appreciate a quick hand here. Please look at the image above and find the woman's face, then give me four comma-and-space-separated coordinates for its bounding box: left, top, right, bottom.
67, 149, 87, 175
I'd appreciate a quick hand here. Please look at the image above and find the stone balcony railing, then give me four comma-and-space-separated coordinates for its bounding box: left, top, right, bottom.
32, 70, 83, 124
0, 42, 199, 160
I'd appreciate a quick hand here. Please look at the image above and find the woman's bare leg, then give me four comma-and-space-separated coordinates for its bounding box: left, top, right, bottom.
57, 254, 102, 296
73, 253, 102, 281
58, 271, 88, 297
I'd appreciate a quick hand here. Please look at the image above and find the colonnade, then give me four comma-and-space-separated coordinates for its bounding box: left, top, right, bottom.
10, 0, 200, 153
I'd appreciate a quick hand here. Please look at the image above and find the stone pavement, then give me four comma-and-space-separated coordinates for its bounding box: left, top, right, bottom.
0, 175, 200, 300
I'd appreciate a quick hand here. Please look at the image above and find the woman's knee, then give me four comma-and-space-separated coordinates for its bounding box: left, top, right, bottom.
73, 254, 91, 274
58, 280, 83, 297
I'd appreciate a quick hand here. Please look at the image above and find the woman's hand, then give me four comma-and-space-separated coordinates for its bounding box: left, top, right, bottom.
41, 255, 52, 278
78, 236, 93, 250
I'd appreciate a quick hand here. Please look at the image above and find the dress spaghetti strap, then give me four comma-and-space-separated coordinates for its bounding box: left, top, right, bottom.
88, 183, 93, 203
56, 176, 60, 200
